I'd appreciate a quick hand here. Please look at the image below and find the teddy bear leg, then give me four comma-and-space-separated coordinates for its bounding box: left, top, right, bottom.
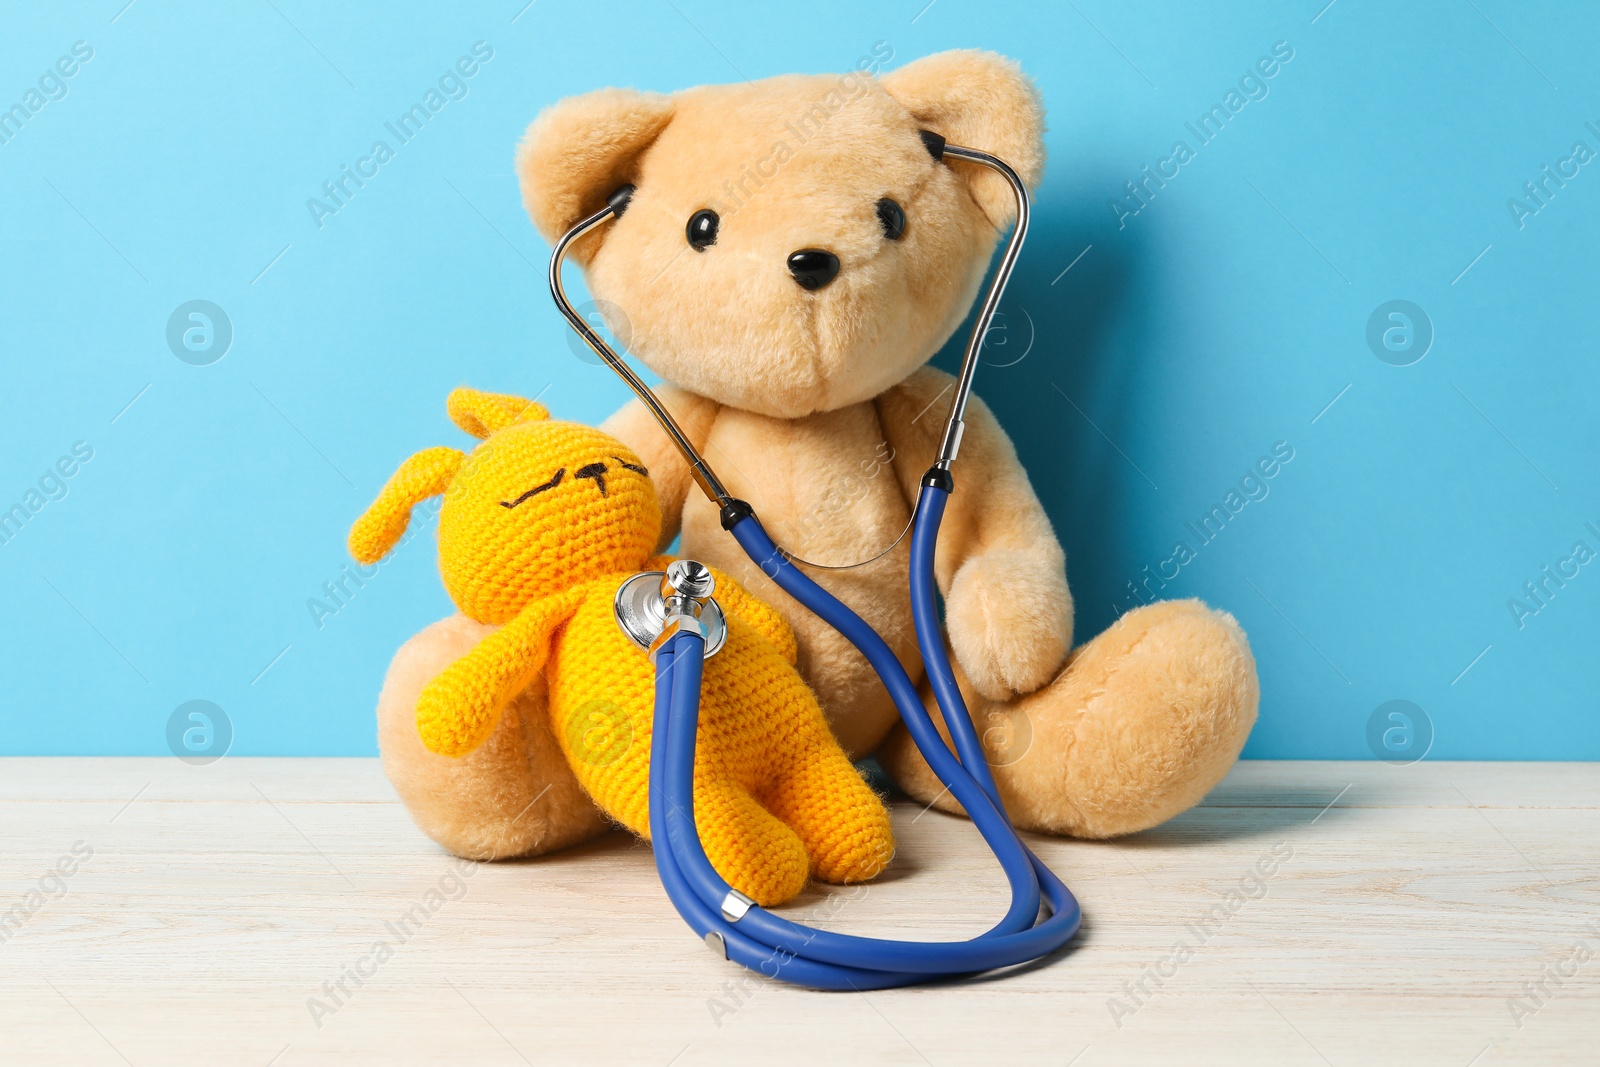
878, 599, 1259, 838
377, 614, 611, 860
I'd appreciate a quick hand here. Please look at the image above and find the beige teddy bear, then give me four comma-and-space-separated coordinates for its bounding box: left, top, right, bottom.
374, 49, 1258, 861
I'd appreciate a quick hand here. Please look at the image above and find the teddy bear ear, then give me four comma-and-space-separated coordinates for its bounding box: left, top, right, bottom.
879, 50, 1045, 230
447, 387, 549, 439
516, 87, 676, 257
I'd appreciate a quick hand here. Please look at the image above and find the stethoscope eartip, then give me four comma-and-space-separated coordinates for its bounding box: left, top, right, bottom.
606, 184, 635, 218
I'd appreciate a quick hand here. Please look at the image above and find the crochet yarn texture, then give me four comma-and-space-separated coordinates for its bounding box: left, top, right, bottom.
349, 387, 893, 905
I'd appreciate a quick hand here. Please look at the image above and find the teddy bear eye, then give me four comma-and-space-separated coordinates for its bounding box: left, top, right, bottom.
876, 198, 906, 241
686, 209, 720, 251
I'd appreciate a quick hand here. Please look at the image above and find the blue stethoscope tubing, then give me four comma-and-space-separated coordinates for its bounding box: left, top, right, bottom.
646, 483, 1082, 990
547, 136, 1082, 988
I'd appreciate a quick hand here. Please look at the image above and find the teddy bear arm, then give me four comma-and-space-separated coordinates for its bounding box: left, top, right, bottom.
875, 371, 1057, 579
878, 370, 1073, 698
601, 389, 720, 552
940, 392, 1066, 579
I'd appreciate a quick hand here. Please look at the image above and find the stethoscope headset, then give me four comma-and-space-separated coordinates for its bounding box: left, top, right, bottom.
548, 129, 1081, 990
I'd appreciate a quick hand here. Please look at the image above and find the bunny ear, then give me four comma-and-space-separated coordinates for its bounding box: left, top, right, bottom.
447, 387, 549, 439
349, 446, 465, 564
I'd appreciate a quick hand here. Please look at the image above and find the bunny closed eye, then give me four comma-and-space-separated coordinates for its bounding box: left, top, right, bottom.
501, 468, 565, 508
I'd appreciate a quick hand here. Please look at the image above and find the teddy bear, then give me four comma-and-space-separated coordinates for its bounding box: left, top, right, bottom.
352, 388, 893, 905
372, 49, 1258, 865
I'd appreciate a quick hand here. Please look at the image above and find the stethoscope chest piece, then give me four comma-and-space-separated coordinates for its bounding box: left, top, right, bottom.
613, 566, 728, 659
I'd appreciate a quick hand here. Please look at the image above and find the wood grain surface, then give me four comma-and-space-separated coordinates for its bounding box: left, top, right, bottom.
1, 758, 1595, 1066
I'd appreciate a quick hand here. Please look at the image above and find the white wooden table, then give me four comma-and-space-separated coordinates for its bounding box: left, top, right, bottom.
1, 759, 1595, 1065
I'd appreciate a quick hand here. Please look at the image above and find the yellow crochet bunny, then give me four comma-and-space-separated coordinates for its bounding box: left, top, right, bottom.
349, 387, 894, 906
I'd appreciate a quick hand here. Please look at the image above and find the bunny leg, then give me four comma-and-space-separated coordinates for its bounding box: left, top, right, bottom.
689, 778, 811, 907
760, 746, 894, 885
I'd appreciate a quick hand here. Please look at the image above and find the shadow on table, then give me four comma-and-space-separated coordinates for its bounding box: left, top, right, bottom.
1121, 779, 1366, 848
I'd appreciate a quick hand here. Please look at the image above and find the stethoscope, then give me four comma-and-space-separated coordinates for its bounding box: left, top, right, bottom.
548, 133, 1081, 989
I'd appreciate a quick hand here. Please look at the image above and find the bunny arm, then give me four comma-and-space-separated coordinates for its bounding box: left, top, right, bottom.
602, 389, 722, 552
415, 589, 585, 758
644, 554, 797, 665
875, 367, 1073, 700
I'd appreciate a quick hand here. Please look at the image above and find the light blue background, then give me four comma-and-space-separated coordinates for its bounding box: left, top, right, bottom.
2, 0, 1595, 759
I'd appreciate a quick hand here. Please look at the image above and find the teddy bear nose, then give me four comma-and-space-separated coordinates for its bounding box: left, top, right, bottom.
787, 249, 840, 291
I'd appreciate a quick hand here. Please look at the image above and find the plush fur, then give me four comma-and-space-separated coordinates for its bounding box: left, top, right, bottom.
374, 49, 1258, 858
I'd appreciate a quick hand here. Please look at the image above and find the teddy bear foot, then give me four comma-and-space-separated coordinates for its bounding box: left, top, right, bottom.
377, 614, 611, 860
878, 599, 1259, 839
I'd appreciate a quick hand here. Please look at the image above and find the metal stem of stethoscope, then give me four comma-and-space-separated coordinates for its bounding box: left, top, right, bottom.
928, 143, 1030, 470
548, 198, 735, 509
547, 140, 1030, 515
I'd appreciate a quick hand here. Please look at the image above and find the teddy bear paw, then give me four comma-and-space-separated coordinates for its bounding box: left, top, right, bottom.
944, 550, 1073, 701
